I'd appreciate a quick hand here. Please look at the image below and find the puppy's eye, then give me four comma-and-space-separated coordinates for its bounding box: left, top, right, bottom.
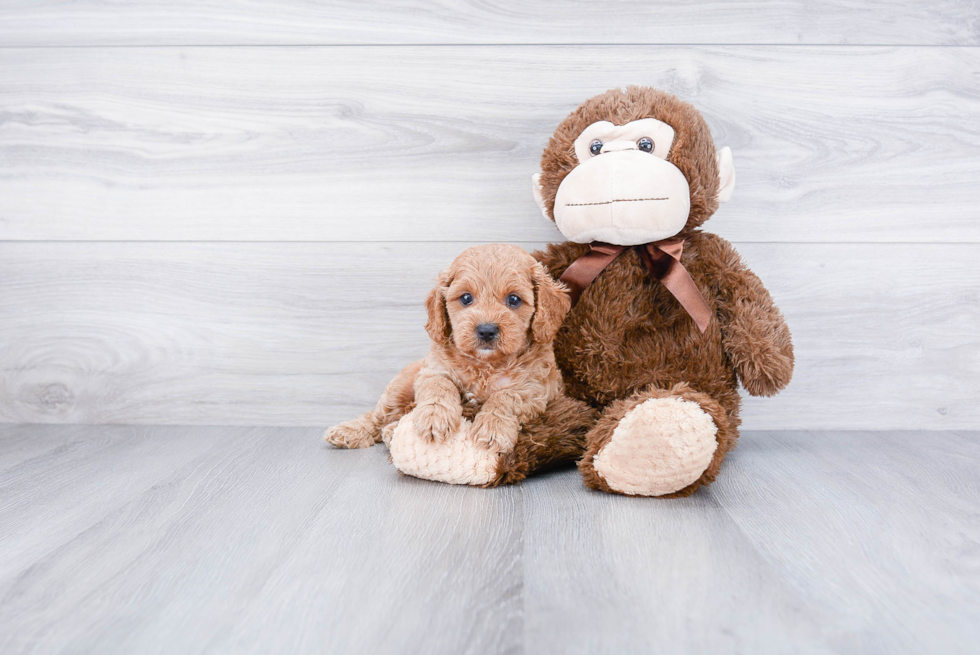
637, 137, 654, 153
459, 293, 473, 306
506, 294, 523, 308
589, 140, 603, 156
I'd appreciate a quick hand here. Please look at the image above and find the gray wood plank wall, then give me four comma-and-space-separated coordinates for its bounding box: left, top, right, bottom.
1, 2, 978, 429
1, 1, 977, 45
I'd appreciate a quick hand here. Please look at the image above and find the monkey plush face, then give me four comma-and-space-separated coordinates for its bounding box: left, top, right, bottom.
552, 117, 691, 244
533, 87, 736, 245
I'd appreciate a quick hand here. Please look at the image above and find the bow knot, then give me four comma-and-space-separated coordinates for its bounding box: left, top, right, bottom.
558, 238, 712, 333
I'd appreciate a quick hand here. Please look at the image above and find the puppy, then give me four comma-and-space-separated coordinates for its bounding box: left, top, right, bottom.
325, 243, 571, 453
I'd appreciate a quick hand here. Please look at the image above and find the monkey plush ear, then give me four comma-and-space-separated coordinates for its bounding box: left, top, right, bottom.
424, 270, 453, 347
716, 146, 736, 203
531, 262, 572, 344
531, 173, 551, 220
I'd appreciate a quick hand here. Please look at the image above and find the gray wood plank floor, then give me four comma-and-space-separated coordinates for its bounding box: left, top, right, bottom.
1, 426, 977, 654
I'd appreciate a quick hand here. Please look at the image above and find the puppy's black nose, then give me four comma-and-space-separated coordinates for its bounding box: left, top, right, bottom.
476, 323, 499, 342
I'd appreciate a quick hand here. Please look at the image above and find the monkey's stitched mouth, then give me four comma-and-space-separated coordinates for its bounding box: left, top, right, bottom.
565, 197, 668, 207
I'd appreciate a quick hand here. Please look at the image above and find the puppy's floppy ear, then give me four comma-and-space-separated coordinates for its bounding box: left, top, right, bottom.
425, 268, 453, 346
531, 261, 571, 343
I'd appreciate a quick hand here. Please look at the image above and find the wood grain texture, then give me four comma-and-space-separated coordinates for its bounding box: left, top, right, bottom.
712, 430, 980, 654
521, 430, 980, 654
2, 425, 978, 653
2, 46, 979, 243
1, 241, 977, 429
0, 425, 521, 654
0, 1, 976, 46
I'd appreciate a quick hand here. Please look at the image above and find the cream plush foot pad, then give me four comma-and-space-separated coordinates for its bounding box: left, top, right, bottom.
386, 412, 500, 486
593, 396, 718, 496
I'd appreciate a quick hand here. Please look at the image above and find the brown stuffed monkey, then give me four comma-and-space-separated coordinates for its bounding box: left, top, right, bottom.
497, 85, 795, 497
360, 86, 793, 498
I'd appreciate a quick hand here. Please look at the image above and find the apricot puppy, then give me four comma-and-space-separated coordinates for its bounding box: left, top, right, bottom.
325, 243, 571, 454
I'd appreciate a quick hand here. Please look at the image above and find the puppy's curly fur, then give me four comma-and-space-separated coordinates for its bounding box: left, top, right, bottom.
326, 244, 580, 455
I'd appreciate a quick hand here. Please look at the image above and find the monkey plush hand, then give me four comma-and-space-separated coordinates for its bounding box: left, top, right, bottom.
519, 86, 793, 497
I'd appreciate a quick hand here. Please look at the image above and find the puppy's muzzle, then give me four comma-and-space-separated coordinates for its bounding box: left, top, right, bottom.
476, 323, 499, 346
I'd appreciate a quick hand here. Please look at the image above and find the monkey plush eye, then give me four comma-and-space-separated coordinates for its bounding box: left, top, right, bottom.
637, 137, 654, 152
506, 294, 523, 308
459, 293, 474, 306
589, 140, 603, 156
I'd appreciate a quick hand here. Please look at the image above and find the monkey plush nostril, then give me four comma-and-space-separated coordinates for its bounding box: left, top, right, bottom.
476, 323, 499, 342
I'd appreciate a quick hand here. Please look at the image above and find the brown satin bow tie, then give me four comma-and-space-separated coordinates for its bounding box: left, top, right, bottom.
558, 238, 712, 333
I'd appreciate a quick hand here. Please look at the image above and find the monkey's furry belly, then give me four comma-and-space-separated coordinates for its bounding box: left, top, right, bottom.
554, 318, 737, 411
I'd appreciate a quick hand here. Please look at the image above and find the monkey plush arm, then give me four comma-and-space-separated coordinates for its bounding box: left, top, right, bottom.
703, 234, 794, 397
531, 241, 591, 279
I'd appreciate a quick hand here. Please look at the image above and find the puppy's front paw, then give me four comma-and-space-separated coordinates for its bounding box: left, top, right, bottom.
414, 402, 462, 442
381, 421, 399, 447
471, 414, 518, 453
324, 420, 377, 449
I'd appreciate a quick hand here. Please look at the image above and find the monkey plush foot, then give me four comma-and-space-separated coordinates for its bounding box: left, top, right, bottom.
385, 411, 504, 486
581, 396, 719, 497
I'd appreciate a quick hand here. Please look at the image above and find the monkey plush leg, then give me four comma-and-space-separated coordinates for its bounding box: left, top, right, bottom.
578, 383, 734, 497
386, 395, 595, 487
386, 413, 501, 486
489, 395, 597, 487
